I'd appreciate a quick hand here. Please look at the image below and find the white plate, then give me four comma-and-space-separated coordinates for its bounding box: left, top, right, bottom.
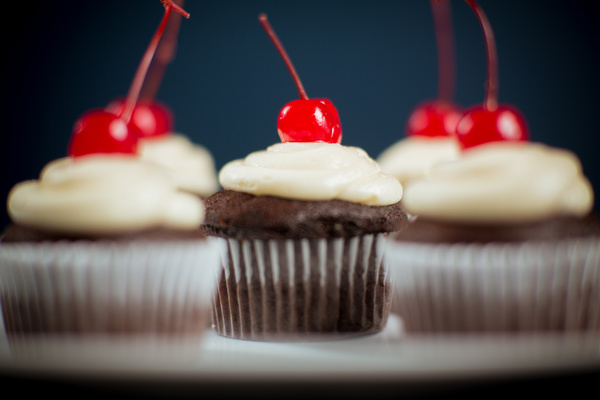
1, 314, 599, 388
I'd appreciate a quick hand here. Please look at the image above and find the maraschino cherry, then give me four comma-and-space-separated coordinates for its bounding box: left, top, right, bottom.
68, 0, 189, 157
406, 0, 462, 138
259, 13, 342, 144
455, 0, 528, 150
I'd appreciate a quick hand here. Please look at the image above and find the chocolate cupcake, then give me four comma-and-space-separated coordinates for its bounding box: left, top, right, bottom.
0, 155, 222, 337
385, 141, 600, 334
204, 14, 407, 341
203, 142, 408, 341
0, 1, 224, 338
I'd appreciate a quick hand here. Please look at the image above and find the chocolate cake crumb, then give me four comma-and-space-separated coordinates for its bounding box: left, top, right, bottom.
201, 190, 408, 240
392, 213, 600, 243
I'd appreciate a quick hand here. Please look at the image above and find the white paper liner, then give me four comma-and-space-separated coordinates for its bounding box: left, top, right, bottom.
0, 237, 224, 337
211, 234, 393, 341
385, 236, 600, 334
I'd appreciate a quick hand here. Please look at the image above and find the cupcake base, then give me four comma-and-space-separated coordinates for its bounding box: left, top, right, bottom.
386, 236, 600, 334
0, 237, 223, 337
211, 234, 393, 341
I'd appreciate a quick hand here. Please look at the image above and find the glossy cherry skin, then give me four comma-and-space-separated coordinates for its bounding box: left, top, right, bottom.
105, 99, 174, 138
68, 110, 139, 157
406, 100, 462, 138
455, 104, 529, 149
277, 98, 342, 143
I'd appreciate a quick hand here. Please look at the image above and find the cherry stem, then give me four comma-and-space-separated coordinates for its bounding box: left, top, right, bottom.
259, 13, 309, 101
140, 0, 185, 102
465, 0, 498, 111
430, 0, 456, 102
121, 0, 190, 123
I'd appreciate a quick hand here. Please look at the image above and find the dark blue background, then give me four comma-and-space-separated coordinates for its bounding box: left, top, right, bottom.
1, 0, 599, 229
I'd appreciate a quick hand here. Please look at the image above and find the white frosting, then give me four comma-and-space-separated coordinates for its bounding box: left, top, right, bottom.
377, 136, 460, 184
7, 155, 205, 235
219, 142, 403, 206
402, 142, 594, 224
138, 134, 219, 197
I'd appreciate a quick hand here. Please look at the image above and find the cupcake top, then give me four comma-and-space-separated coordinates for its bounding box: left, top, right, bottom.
376, 136, 460, 185
138, 133, 219, 197
6, 154, 205, 237
401, 141, 594, 225
219, 142, 403, 206
204, 142, 407, 240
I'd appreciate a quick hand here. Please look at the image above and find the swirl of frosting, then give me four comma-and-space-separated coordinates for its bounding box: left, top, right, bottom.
138, 134, 219, 197
219, 142, 402, 206
377, 136, 460, 184
7, 155, 205, 235
402, 142, 594, 224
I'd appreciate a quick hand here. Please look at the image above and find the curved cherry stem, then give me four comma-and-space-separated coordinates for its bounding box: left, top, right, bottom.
121, 0, 190, 123
259, 13, 309, 101
465, 0, 498, 111
140, 0, 185, 101
430, 0, 456, 102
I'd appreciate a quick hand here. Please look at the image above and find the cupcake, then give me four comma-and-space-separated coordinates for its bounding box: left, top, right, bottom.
201, 14, 408, 341
204, 142, 407, 341
0, 1, 222, 337
386, 141, 599, 334
385, 0, 600, 335
0, 154, 222, 336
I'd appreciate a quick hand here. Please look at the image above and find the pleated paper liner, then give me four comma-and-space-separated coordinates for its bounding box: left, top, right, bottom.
385, 236, 600, 334
211, 233, 393, 341
0, 238, 223, 337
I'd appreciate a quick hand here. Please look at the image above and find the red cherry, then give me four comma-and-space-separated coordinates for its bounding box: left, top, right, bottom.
278, 99, 341, 143
259, 13, 342, 144
68, 110, 139, 157
406, 100, 462, 137
106, 98, 174, 138
456, 105, 528, 149
456, 0, 530, 150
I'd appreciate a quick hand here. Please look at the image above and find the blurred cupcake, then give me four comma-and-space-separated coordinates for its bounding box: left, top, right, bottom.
377, 0, 462, 319
0, 1, 222, 338
385, 0, 600, 334
203, 142, 408, 341
386, 141, 600, 334
0, 154, 222, 337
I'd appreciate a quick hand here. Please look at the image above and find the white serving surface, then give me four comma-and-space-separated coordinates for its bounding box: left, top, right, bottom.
1, 314, 599, 388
